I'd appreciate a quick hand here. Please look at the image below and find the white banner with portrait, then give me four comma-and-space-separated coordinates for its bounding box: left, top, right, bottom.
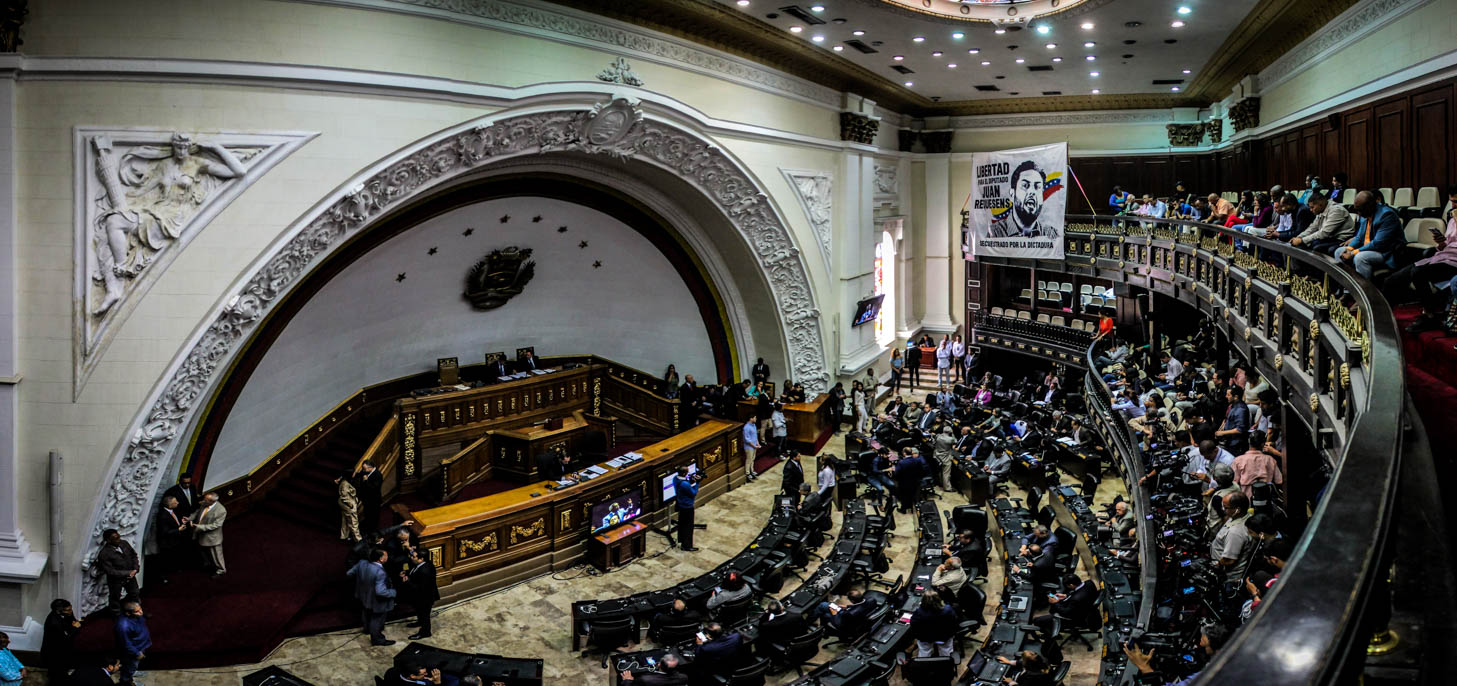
967, 142, 1067, 260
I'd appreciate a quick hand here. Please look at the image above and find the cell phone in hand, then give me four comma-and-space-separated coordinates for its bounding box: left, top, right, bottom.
696, 632, 709, 642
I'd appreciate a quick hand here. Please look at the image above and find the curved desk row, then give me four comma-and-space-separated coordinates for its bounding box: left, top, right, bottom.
393, 420, 745, 597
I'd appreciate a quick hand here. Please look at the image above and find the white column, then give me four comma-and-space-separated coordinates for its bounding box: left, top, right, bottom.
0, 73, 47, 649
921, 154, 956, 332
834, 151, 878, 375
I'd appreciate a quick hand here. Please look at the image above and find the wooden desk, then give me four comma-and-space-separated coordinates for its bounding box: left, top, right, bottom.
589, 521, 647, 572
490, 412, 588, 481
394, 420, 744, 594
733, 394, 834, 452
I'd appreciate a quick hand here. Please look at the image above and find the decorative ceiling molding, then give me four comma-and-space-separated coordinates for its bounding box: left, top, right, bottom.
861, 0, 1114, 24
1185, 0, 1361, 103
71, 127, 316, 399
1255, 0, 1433, 93
950, 109, 1175, 130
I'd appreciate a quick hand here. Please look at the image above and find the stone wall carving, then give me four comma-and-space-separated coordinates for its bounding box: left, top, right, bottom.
1229, 97, 1261, 133
919, 130, 953, 154
1166, 123, 1205, 147
596, 56, 643, 86
839, 112, 879, 144
1205, 118, 1224, 144
873, 163, 899, 197
897, 129, 917, 153
780, 169, 833, 274
76, 98, 827, 613
73, 128, 315, 397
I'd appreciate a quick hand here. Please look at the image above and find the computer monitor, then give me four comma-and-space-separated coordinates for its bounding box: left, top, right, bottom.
661, 464, 699, 502
591, 489, 643, 534
851, 294, 885, 327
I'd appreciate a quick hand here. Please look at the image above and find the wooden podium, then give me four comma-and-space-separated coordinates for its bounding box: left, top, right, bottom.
588, 521, 648, 572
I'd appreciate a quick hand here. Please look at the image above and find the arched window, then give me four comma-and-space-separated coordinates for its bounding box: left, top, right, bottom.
875, 231, 896, 345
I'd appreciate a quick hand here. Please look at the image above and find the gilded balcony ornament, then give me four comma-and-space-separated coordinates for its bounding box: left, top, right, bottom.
1274, 354, 1283, 372
1309, 393, 1320, 412
1340, 363, 1351, 389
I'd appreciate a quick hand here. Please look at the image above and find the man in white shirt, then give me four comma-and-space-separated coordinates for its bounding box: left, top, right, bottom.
1157, 351, 1184, 390
950, 335, 966, 383
817, 458, 838, 511
742, 421, 762, 481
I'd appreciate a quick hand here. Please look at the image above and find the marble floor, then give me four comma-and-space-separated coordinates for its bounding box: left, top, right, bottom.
37, 391, 1127, 686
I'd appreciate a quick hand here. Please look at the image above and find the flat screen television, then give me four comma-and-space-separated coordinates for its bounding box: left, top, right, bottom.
852, 294, 885, 327
591, 489, 643, 534
661, 463, 699, 503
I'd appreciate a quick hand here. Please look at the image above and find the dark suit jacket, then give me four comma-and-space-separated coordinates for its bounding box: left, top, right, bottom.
517, 354, 539, 372
164, 483, 199, 513
1030, 551, 1058, 589
356, 469, 383, 508
693, 633, 743, 676
757, 611, 805, 649
828, 600, 876, 636
155, 507, 189, 551
537, 453, 566, 482
632, 669, 691, 686
347, 560, 397, 613
781, 459, 805, 493
404, 559, 440, 605
487, 360, 511, 381
97, 541, 139, 578
1054, 581, 1100, 624
41, 610, 80, 667
68, 667, 119, 686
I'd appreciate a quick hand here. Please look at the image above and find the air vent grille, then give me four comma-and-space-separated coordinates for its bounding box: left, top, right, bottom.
974, 85, 1000, 92
1027, 65, 1054, 72
779, 5, 827, 25
1151, 79, 1185, 85
843, 39, 878, 54
891, 65, 915, 74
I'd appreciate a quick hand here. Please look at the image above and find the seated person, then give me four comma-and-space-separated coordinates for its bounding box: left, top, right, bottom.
755, 599, 806, 652
619, 652, 689, 686
1336, 191, 1403, 280
705, 572, 752, 615
1032, 574, 1099, 636
864, 447, 897, 493
909, 592, 959, 658
944, 530, 988, 579
1020, 526, 1056, 558
1124, 623, 1231, 686
691, 623, 743, 680
812, 588, 876, 637
795, 483, 824, 524
536, 449, 573, 482
930, 556, 968, 597
1264, 193, 1314, 242
1098, 501, 1137, 545
650, 598, 701, 639
1384, 187, 1457, 333
983, 445, 1013, 487
1010, 544, 1058, 593
1291, 189, 1356, 253
383, 662, 461, 686
996, 650, 1056, 686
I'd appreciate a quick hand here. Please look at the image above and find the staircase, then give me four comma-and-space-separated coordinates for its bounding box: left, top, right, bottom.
257, 406, 391, 532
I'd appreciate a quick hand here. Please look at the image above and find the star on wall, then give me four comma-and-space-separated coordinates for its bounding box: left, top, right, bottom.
592, 260, 602, 269
427, 246, 438, 255
462, 227, 474, 236
499, 214, 511, 223
557, 226, 569, 233
578, 240, 589, 249
396, 273, 407, 282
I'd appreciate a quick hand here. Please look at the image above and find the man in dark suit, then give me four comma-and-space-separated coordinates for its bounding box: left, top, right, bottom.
354, 460, 383, 534
692, 622, 743, 680
486, 356, 510, 382
907, 344, 923, 387
814, 589, 876, 638
537, 449, 571, 482
42, 599, 82, 681
152, 495, 190, 584
163, 473, 200, 514
755, 600, 805, 653
1012, 544, 1059, 601
751, 358, 770, 383
944, 530, 988, 579
97, 529, 139, 615
348, 548, 398, 646
382, 662, 460, 686
915, 403, 939, 433
68, 655, 122, 686
517, 350, 540, 372
619, 652, 689, 685
780, 452, 805, 504
400, 548, 439, 640
1033, 574, 1099, 636
893, 450, 928, 514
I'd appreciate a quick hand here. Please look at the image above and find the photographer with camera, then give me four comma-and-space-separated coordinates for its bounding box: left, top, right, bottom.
1122, 622, 1231, 685
672, 465, 702, 552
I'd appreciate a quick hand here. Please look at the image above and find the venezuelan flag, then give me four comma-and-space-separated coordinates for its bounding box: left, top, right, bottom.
991, 203, 1012, 221
1043, 172, 1065, 201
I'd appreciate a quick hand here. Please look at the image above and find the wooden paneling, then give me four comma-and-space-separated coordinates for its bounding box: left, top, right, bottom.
1374, 100, 1408, 188
1412, 84, 1454, 189
1343, 107, 1373, 189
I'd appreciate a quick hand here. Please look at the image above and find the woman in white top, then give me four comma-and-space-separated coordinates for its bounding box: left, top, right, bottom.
770, 403, 788, 453
950, 334, 966, 382
935, 337, 953, 387
850, 381, 866, 433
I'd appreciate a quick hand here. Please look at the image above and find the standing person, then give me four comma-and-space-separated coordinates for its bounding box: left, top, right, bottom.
828, 383, 846, 433
400, 548, 439, 640
951, 334, 966, 383
909, 593, 958, 658
190, 492, 228, 576
742, 419, 761, 482
348, 548, 397, 646
780, 452, 805, 505
770, 403, 788, 456
817, 456, 838, 511
889, 348, 904, 395
853, 381, 871, 433
751, 357, 770, 384
849, 381, 865, 434
355, 460, 384, 534
673, 466, 700, 552
0, 632, 24, 686
893, 449, 928, 514
113, 601, 150, 686
152, 496, 189, 585
663, 364, 680, 399
935, 337, 953, 387
933, 425, 957, 492
906, 339, 923, 388
164, 473, 199, 515
336, 472, 361, 543
42, 599, 82, 682
97, 529, 139, 615
68, 656, 121, 686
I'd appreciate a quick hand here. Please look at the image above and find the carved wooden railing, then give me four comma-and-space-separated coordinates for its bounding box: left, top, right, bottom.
971, 309, 1095, 368
439, 432, 490, 502
978, 214, 1407, 684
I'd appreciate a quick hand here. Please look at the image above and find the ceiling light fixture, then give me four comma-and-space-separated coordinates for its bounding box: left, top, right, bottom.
1091, 71, 1100, 77
852, 29, 865, 36
948, 63, 957, 68
1035, 25, 1050, 35
1084, 41, 1095, 47
1171, 20, 1185, 28
932, 51, 943, 56
736, 0, 749, 5
893, 55, 904, 60
1015, 58, 1026, 63
811, 35, 825, 42
1052, 57, 1062, 62
995, 29, 1006, 35
968, 48, 980, 54
904, 81, 914, 86
1182, 69, 1191, 74
913, 36, 926, 43
981, 60, 991, 66
1081, 22, 1095, 30
1171, 86, 1181, 91
833, 45, 844, 51
1177, 6, 1192, 15
810, 4, 825, 11
952, 32, 964, 40
1046, 43, 1057, 49
1086, 55, 1096, 61
789, 25, 803, 33
1091, 89, 1101, 94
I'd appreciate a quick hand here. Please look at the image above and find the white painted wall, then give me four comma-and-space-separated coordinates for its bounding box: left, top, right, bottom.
208, 196, 716, 484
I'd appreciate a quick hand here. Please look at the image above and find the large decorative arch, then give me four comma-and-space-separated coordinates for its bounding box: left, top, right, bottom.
75, 94, 829, 612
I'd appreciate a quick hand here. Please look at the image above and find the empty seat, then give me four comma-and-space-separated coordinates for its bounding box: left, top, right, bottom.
1406, 218, 1443, 249
1037, 313, 1050, 323
1059, 282, 1073, 294
1416, 186, 1440, 208
1017, 310, 1032, 321
1089, 296, 1104, 312
1342, 188, 1357, 205
1393, 187, 1413, 207
1080, 284, 1093, 295
1019, 288, 1033, 303
1037, 289, 1048, 302
1379, 188, 1393, 204
1037, 280, 1047, 290
990, 306, 1004, 317
1051, 316, 1065, 327
1047, 292, 1064, 308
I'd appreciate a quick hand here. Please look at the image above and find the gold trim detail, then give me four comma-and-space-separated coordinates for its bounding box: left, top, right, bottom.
1274, 354, 1283, 372
510, 517, 546, 545
1309, 394, 1320, 413
428, 546, 443, 568
1340, 363, 1351, 389
458, 533, 498, 558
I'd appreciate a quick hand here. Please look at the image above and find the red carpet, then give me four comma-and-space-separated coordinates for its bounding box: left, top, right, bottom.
1394, 306, 1457, 484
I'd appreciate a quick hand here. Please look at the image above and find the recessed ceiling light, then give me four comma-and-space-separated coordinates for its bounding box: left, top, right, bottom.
1086, 55, 1096, 61
981, 60, 991, 66
811, 35, 825, 42
952, 32, 964, 40
948, 63, 957, 68
1084, 41, 1095, 47
833, 45, 844, 51
1081, 22, 1095, 30
995, 29, 1006, 35
1090, 71, 1099, 77
852, 29, 865, 36
913, 36, 926, 43
893, 55, 904, 60
1182, 69, 1191, 74
1171, 20, 1186, 28
810, 4, 825, 11
1177, 6, 1192, 15
1052, 57, 1063, 62
736, 0, 749, 5
1015, 58, 1026, 63
1171, 86, 1181, 91
789, 25, 803, 33
932, 51, 943, 57
1035, 25, 1050, 35
1091, 89, 1101, 94
968, 48, 980, 54
904, 81, 914, 87
1045, 43, 1057, 49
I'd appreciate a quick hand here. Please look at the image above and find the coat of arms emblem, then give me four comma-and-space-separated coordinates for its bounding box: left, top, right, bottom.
464, 247, 536, 310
